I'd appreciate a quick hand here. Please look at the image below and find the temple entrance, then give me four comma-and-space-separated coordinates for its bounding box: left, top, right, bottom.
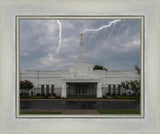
75, 84, 87, 95
67, 82, 97, 98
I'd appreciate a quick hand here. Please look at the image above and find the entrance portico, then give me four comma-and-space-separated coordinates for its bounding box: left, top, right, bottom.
67, 82, 97, 98
61, 79, 102, 98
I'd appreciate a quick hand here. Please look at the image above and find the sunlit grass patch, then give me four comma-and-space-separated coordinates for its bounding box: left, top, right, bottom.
20, 111, 62, 114
98, 109, 140, 114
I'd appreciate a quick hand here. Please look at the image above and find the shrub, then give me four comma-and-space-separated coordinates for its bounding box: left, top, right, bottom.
48, 96, 56, 99
117, 93, 121, 96
31, 91, 33, 96
132, 93, 136, 96
52, 93, 56, 96
24, 93, 29, 96
44, 94, 51, 99
20, 93, 24, 96
122, 93, 127, 96
112, 93, 116, 96
106, 96, 114, 99
126, 91, 131, 96
55, 95, 60, 98
36, 93, 41, 96
106, 93, 111, 96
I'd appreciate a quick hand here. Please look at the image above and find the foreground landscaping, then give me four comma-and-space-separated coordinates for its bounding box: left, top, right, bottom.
98, 109, 140, 114
20, 109, 140, 114
20, 111, 62, 114
20, 95, 139, 100
20, 95, 60, 99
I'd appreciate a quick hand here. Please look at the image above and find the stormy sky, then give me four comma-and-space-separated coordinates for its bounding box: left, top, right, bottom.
20, 19, 141, 71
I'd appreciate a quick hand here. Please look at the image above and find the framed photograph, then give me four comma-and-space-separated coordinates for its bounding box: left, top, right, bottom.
0, 0, 160, 134
17, 16, 144, 118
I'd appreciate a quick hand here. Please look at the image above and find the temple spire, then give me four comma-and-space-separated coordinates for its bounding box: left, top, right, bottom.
81, 33, 83, 40
78, 33, 85, 63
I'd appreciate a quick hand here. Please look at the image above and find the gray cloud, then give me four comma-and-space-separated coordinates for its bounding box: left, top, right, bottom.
20, 19, 140, 71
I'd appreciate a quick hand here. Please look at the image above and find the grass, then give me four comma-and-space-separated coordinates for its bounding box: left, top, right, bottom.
98, 109, 140, 114
20, 111, 62, 114
21, 110, 140, 114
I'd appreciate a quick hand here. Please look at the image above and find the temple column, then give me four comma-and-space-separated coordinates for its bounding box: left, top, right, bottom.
106, 84, 108, 94
49, 85, 51, 94
97, 82, 102, 98
61, 82, 67, 98
44, 85, 46, 95
111, 85, 113, 95
115, 85, 118, 95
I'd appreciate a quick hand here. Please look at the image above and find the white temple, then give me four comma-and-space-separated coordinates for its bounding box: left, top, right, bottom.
20, 34, 140, 98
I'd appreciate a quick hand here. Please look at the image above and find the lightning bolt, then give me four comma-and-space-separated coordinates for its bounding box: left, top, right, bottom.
55, 19, 121, 53
56, 20, 62, 54
82, 20, 121, 34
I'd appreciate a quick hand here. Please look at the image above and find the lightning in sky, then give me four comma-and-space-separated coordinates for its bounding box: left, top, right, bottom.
56, 20, 62, 54
55, 19, 121, 53
82, 20, 121, 46
82, 20, 121, 34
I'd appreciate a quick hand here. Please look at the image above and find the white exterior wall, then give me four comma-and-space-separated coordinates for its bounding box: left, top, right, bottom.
20, 70, 69, 95
20, 65, 140, 97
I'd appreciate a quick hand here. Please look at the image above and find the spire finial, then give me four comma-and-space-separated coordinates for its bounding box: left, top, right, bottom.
80, 33, 83, 40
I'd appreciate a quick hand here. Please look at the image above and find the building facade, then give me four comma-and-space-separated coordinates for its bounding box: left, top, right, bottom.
20, 34, 140, 98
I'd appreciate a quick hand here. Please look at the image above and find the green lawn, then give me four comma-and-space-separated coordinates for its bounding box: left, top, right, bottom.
98, 109, 140, 114
21, 110, 140, 114
20, 111, 62, 114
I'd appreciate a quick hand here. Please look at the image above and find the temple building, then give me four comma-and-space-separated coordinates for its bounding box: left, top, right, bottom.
20, 34, 140, 98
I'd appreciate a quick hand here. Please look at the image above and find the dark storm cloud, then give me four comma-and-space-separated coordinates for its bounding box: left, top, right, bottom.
20, 19, 141, 71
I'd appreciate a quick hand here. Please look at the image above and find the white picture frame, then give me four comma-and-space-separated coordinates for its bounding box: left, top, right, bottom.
16, 15, 144, 118
0, 0, 160, 134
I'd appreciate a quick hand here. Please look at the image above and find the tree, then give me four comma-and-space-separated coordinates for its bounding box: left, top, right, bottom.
121, 81, 129, 94
24, 80, 34, 90
135, 65, 140, 75
120, 80, 140, 96
20, 80, 34, 95
20, 81, 25, 90
120, 65, 141, 96
129, 80, 140, 96
93, 64, 108, 71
